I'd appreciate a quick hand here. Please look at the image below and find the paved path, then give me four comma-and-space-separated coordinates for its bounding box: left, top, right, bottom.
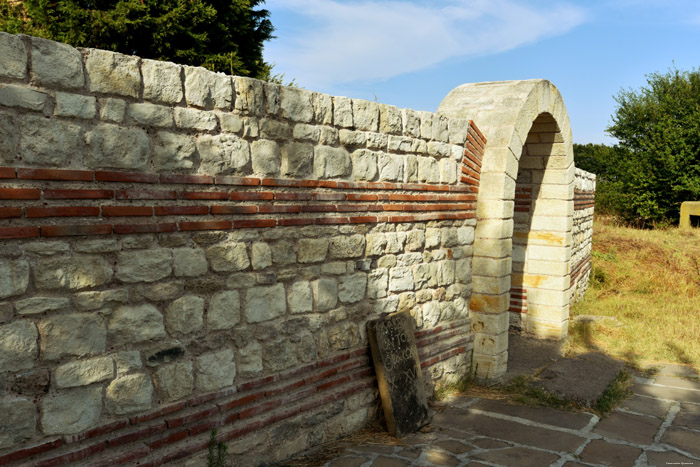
320, 364, 700, 467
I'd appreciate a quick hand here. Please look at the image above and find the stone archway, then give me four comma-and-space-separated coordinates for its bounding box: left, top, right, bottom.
438, 80, 575, 378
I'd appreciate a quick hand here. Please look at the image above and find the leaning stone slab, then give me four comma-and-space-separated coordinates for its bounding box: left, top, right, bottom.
367, 311, 429, 436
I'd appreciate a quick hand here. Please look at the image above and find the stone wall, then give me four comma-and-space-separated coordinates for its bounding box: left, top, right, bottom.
570, 168, 596, 303
0, 32, 480, 466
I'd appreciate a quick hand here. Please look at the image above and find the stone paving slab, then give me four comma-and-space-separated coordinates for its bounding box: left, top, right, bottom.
646, 450, 698, 466
593, 410, 663, 445
470, 399, 594, 430
655, 375, 700, 390
657, 364, 699, 378
432, 408, 587, 452
472, 446, 559, 465
578, 439, 643, 466
674, 402, 700, 428
661, 426, 700, 458
619, 394, 673, 418
633, 383, 700, 403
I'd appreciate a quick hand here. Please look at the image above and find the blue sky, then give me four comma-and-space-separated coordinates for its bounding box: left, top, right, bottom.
263, 0, 700, 144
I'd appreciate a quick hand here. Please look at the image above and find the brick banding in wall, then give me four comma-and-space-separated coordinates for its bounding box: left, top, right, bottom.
460, 121, 485, 188
0, 166, 478, 240
508, 287, 528, 314
0, 322, 468, 466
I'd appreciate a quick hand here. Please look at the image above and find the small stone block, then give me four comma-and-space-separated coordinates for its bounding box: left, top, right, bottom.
367, 311, 429, 436
578, 439, 642, 466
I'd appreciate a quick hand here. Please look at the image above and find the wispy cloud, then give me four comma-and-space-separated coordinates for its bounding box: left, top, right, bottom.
265, 0, 588, 89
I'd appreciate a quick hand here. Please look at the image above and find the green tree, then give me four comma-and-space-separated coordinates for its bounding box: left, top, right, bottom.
0, 0, 274, 79
606, 67, 700, 226
574, 143, 632, 217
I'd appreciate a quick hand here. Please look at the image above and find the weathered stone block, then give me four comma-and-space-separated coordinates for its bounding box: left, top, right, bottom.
24, 241, 70, 255
288, 281, 312, 314
109, 304, 166, 345
263, 340, 297, 372
417, 156, 440, 183
166, 295, 204, 335
197, 134, 250, 174
281, 86, 314, 122
0, 84, 47, 112
297, 238, 329, 263
42, 387, 102, 434
339, 129, 366, 146
218, 112, 243, 133
0, 258, 29, 299
251, 242, 272, 270
142, 59, 183, 104
380, 104, 402, 135
33, 256, 113, 290
128, 102, 174, 127
54, 92, 97, 119
106, 373, 153, 414
173, 107, 218, 131
208, 290, 240, 330
351, 149, 378, 181
338, 273, 367, 304
115, 350, 142, 375
155, 361, 193, 402
20, 115, 82, 166
448, 119, 469, 145
237, 341, 263, 377
329, 235, 365, 259
251, 139, 281, 175
55, 356, 114, 388
378, 153, 404, 181
439, 158, 458, 184
15, 296, 70, 315
116, 249, 172, 283
312, 92, 333, 124
333, 96, 353, 128
99, 97, 126, 122
0, 397, 35, 449
0, 32, 27, 80
282, 141, 314, 177
312, 278, 337, 311
389, 267, 414, 292
197, 349, 235, 391
367, 311, 429, 436
353, 99, 379, 131
387, 135, 413, 152
234, 76, 264, 114
367, 269, 389, 299
85, 48, 141, 97
184, 66, 232, 109
0, 111, 17, 163
31, 37, 84, 89
85, 123, 150, 170
39, 313, 105, 360
73, 288, 128, 311
173, 247, 208, 277
207, 242, 249, 272
0, 321, 37, 372
245, 283, 286, 322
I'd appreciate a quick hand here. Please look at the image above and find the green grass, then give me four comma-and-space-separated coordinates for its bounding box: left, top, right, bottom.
568, 215, 700, 372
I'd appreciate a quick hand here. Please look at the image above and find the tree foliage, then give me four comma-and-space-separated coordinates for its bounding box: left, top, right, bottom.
580, 67, 700, 226
0, 0, 274, 79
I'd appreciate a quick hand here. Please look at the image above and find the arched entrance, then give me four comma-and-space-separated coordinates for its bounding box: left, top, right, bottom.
438, 80, 575, 378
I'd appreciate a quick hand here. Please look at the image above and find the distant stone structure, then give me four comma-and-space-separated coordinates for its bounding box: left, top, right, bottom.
0, 32, 594, 465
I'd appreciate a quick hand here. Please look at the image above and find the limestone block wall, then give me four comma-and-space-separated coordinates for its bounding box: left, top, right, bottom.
571, 168, 596, 303
0, 32, 481, 466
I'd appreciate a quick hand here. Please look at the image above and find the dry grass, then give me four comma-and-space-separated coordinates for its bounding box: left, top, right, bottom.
567, 215, 700, 372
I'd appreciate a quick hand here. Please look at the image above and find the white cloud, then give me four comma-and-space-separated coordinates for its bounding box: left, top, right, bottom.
265, 0, 588, 89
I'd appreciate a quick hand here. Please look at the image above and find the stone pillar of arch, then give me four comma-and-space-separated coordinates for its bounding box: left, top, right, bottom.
438, 80, 575, 379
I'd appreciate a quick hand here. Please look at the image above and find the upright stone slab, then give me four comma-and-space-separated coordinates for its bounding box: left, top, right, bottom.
367, 311, 429, 436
